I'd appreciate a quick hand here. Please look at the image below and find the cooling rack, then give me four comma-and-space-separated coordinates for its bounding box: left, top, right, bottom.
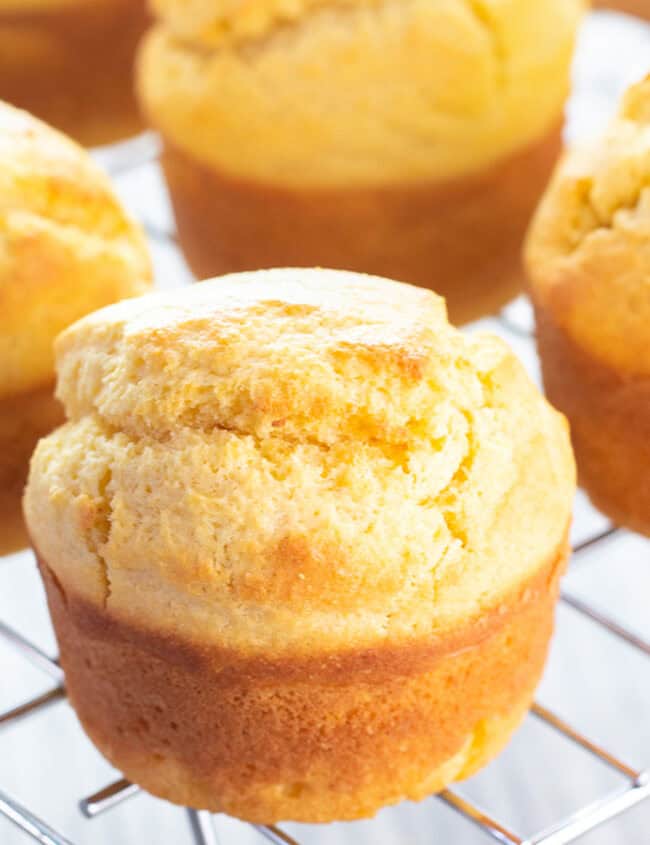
1, 12, 649, 844
1, 131, 649, 845
1, 514, 649, 845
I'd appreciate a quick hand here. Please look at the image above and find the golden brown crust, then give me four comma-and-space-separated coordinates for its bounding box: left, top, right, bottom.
39, 538, 567, 822
161, 125, 562, 325
534, 304, 650, 535
0, 100, 153, 398
526, 76, 650, 533
25, 270, 575, 652
0, 384, 62, 554
27, 269, 574, 820
0, 0, 149, 146
525, 75, 650, 377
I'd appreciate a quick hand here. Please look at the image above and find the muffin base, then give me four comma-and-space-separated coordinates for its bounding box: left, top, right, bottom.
1, 385, 63, 555
535, 306, 650, 536
0, 0, 148, 146
593, 1, 650, 19
160, 124, 562, 326
38, 538, 567, 823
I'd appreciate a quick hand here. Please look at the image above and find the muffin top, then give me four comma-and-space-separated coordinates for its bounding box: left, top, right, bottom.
25, 269, 575, 657
526, 76, 650, 376
0, 102, 152, 400
138, 0, 585, 187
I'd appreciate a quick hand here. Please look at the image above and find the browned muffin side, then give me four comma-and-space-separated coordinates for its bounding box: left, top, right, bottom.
25, 269, 575, 821
526, 76, 650, 534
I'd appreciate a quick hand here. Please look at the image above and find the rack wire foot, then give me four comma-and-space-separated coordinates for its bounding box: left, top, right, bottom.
186, 809, 220, 845
0, 788, 75, 845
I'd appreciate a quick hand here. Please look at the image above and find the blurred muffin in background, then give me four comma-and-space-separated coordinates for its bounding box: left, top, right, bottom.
0, 101, 152, 553
526, 75, 650, 536
0, 0, 149, 146
137, 0, 586, 325
593, 1, 650, 19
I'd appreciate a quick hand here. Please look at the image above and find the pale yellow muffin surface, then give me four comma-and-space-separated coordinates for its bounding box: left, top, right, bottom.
138, 0, 585, 187
526, 76, 650, 376
0, 102, 152, 399
25, 269, 575, 656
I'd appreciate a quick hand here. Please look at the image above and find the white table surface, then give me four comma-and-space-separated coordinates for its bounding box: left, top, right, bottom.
1, 10, 649, 845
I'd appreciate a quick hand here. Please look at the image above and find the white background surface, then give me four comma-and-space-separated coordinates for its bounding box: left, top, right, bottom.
1, 10, 649, 845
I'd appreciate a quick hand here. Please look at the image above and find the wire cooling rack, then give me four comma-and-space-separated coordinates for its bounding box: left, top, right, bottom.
1, 513, 649, 845
1, 13, 650, 844
1, 131, 650, 845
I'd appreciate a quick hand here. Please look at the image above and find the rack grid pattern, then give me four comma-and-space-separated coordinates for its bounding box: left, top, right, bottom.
1, 130, 649, 845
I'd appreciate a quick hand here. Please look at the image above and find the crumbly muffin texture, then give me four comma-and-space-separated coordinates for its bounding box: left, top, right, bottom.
526, 76, 650, 535
0, 101, 152, 399
526, 75, 650, 376
25, 269, 575, 656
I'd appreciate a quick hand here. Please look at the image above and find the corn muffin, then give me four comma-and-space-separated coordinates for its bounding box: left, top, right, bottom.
0, 0, 149, 146
526, 76, 650, 536
0, 101, 152, 554
137, 0, 585, 325
25, 268, 575, 822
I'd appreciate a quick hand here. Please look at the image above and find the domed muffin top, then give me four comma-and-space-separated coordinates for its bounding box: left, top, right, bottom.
0, 101, 152, 399
138, 0, 585, 186
526, 75, 650, 376
55, 266, 460, 443
25, 269, 574, 657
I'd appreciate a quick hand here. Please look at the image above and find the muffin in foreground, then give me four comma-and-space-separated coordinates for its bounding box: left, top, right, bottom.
0, 101, 152, 554
0, 0, 149, 146
137, 0, 585, 324
526, 76, 650, 536
25, 269, 575, 822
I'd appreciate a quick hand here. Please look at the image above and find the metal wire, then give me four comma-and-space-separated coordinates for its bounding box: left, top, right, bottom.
0, 789, 75, 845
186, 809, 221, 845
560, 593, 650, 657
253, 825, 301, 845
0, 621, 63, 684
78, 778, 299, 845
0, 132, 648, 845
529, 704, 642, 781
526, 777, 650, 845
79, 780, 139, 819
0, 687, 66, 729
438, 790, 523, 844
571, 526, 621, 557
2, 524, 647, 845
